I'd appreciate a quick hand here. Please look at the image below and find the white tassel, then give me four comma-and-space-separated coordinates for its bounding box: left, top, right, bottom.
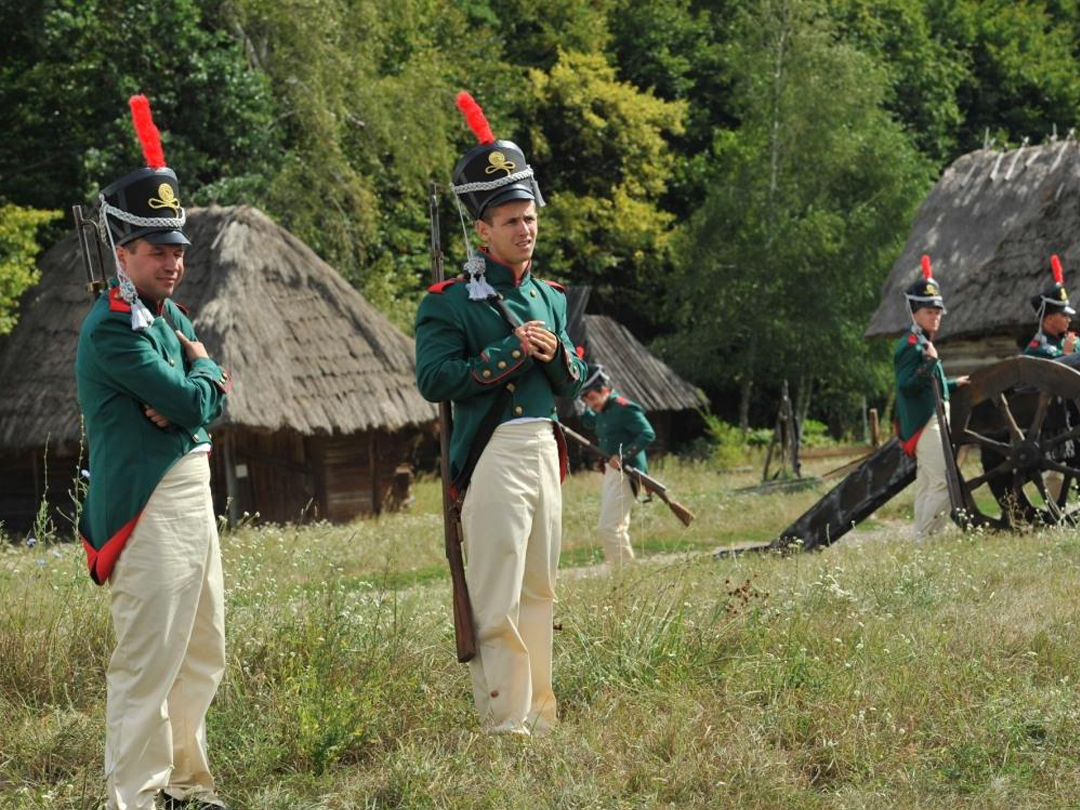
464, 253, 497, 300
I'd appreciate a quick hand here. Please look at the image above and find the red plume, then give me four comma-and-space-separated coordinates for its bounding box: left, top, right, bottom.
1052, 254, 1065, 285
128, 94, 166, 168
575, 345, 586, 359
920, 254, 932, 279
455, 91, 495, 145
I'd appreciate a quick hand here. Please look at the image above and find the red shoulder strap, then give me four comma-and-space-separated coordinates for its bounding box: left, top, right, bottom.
428, 277, 464, 294
541, 278, 567, 294
108, 286, 132, 313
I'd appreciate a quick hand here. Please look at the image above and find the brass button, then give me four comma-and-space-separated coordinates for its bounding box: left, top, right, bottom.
530, 290, 537, 298
506, 383, 516, 392
168, 358, 175, 366
514, 406, 523, 415
512, 350, 521, 359
192, 435, 199, 442
482, 369, 491, 378
497, 360, 507, 369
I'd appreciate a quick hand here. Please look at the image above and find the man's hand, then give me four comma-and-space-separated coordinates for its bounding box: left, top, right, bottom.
1066, 333, 1078, 354
145, 405, 170, 429
955, 375, 971, 387
608, 454, 621, 470
521, 320, 558, 362
924, 340, 938, 360
175, 330, 209, 361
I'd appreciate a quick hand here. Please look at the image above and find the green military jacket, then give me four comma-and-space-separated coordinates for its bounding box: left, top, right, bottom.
581, 391, 656, 474
893, 325, 957, 443
415, 251, 587, 484
76, 283, 231, 584
1023, 331, 1067, 359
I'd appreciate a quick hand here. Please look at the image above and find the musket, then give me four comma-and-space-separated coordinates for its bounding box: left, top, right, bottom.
932, 363, 970, 528
72, 205, 108, 300
560, 424, 695, 527
429, 182, 477, 664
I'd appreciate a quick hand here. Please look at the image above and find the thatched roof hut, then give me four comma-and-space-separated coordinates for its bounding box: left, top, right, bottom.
0, 205, 435, 532
564, 287, 705, 450
866, 138, 1080, 372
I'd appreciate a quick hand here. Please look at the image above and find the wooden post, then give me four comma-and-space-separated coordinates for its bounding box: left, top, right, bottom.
869, 408, 880, 448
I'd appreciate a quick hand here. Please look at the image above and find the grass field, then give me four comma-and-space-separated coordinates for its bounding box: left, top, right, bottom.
3, 455, 1080, 809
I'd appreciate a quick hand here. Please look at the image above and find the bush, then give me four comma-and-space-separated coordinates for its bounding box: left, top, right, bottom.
701, 412, 749, 470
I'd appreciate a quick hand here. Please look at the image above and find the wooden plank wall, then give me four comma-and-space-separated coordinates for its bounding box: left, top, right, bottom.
0, 445, 84, 538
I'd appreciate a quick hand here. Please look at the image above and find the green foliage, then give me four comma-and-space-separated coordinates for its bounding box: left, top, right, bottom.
0, 0, 281, 215
522, 49, 686, 321
0, 203, 59, 335
668, 0, 931, 418
700, 411, 750, 469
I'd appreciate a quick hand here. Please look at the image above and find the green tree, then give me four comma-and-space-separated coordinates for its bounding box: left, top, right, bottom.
667, 0, 932, 429
0, 203, 61, 334
517, 49, 686, 329
0, 0, 280, 215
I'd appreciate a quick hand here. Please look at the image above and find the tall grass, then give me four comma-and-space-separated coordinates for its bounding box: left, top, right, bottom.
3, 457, 1080, 808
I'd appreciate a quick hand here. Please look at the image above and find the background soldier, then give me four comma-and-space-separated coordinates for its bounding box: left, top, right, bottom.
76, 96, 232, 810
894, 255, 969, 541
579, 364, 656, 568
415, 92, 587, 735
1024, 254, 1078, 359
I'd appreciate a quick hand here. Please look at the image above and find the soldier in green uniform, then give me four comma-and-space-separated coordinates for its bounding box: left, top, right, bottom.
579, 364, 656, 568
894, 255, 969, 541
415, 92, 587, 735
76, 97, 232, 810
1023, 255, 1077, 359
1022, 255, 1076, 499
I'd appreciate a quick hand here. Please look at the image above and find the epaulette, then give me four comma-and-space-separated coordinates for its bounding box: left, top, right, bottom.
108, 286, 131, 313
907, 332, 918, 346
541, 279, 567, 294
615, 396, 629, 406
428, 276, 465, 294
1030, 339, 1040, 348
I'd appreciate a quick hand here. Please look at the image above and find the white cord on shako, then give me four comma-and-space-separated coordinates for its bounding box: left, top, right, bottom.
98, 196, 186, 331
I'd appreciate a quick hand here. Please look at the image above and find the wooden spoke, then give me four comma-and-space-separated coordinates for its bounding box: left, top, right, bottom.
960, 429, 1011, 454
995, 393, 1025, 442
1042, 460, 1080, 478
1030, 471, 1064, 522
963, 459, 1013, 491
1055, 473, 1075, 511
1028, 393, 1052, 440
1045, 425, 1080, 448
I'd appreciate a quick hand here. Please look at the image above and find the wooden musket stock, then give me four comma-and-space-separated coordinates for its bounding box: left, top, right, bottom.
560, 424, 695, 527
429, 183, 476, 663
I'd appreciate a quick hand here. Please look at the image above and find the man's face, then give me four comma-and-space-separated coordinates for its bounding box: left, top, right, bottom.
582, 387, 611, 411
1044, 311, 1071, 336
476, 200, 537, 268
116, 239, 185, 302
914, 305, 943, 333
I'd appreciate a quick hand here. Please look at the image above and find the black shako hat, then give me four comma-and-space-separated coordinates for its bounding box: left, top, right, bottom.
99, 95, 189, 247
582, 364, 612, 393
905, 254, 946, 313
1030, 254, 1076, 316
451, 91, 544, 221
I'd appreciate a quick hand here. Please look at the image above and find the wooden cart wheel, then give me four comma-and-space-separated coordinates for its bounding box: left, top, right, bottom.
948, 356, 1080, 529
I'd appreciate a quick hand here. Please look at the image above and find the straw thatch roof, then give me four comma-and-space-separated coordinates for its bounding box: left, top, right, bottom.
565, 287, 705, 412
866, 139, 1080, 342
0, 205, 435, 450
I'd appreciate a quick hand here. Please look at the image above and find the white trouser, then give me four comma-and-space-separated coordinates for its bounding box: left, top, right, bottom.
597, 463, 635, 568
105, 453, 226, 810
460, 421, 562, 735
914, 404, 952, 541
